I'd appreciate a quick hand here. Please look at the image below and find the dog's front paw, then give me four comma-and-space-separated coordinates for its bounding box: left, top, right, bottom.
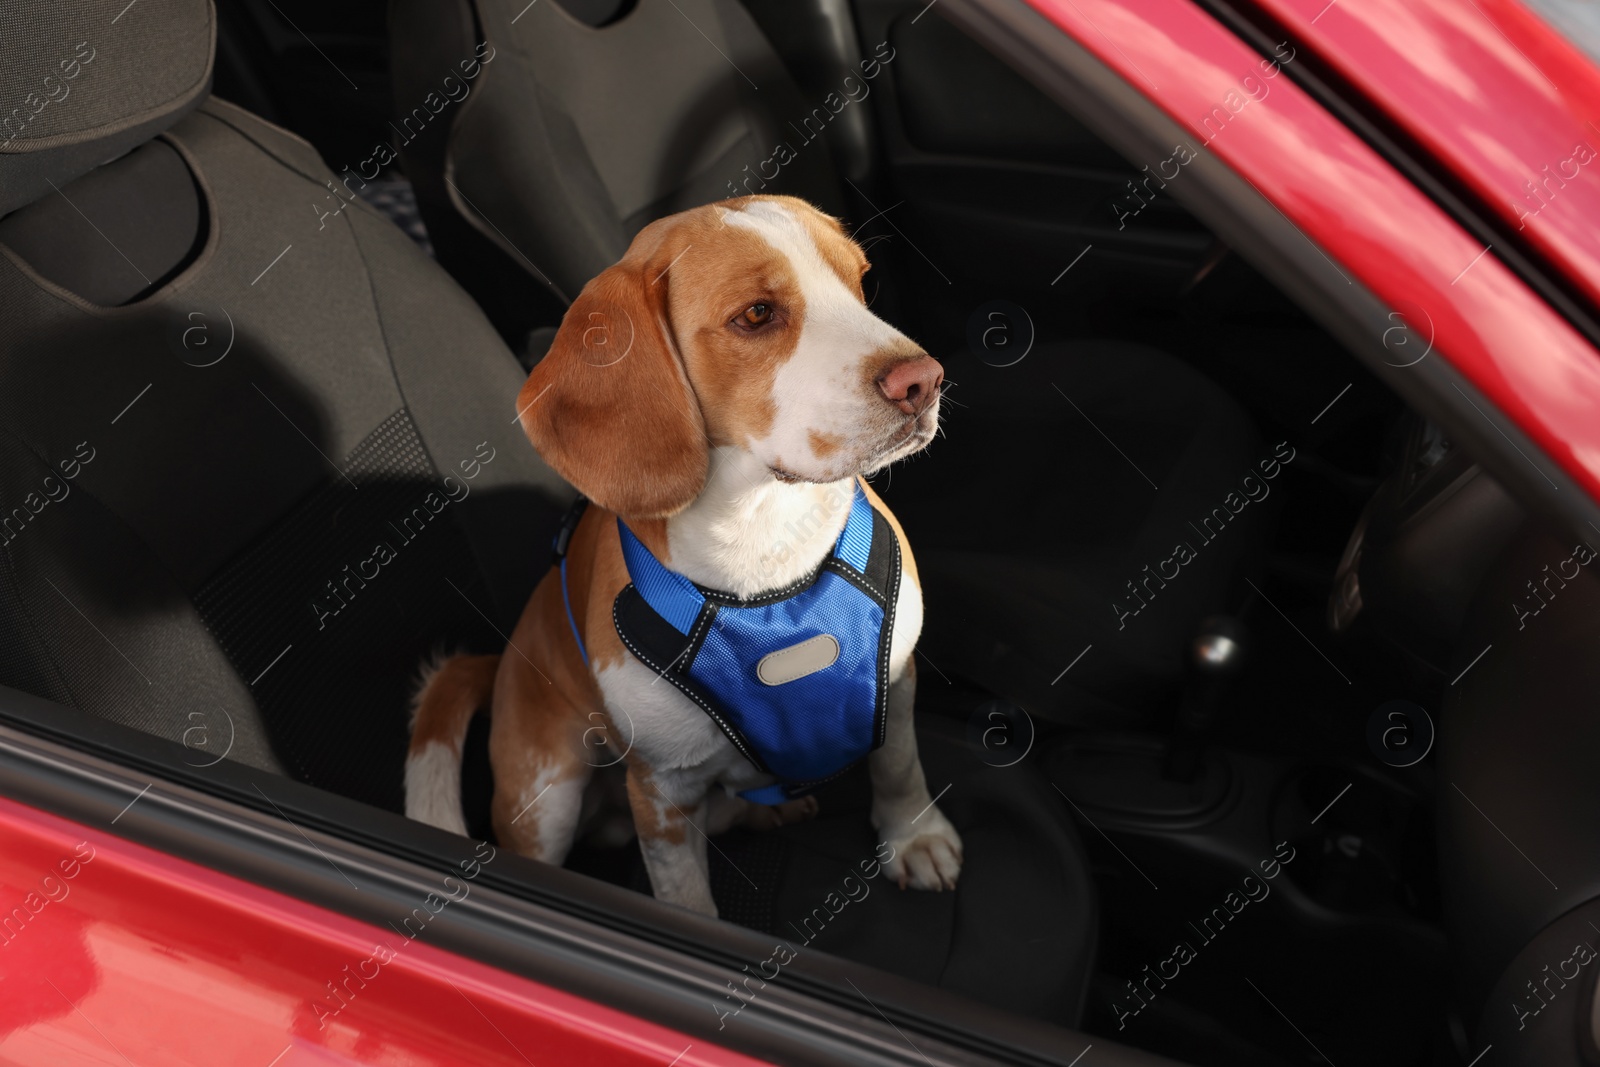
879, 806, 963, 891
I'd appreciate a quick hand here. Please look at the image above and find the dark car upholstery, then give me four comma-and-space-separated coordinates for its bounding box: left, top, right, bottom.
0, 0, 568, 796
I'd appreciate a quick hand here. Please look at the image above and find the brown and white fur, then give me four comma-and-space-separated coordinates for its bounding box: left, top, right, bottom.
405, 195, 961, 916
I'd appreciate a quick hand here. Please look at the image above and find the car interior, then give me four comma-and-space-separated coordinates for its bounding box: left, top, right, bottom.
2, 0, 1596, 1065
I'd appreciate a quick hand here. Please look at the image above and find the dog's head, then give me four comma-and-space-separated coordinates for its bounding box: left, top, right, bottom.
517, 195, 943, 518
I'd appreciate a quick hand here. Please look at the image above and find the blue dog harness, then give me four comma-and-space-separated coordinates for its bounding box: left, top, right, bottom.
555, 483, 899, 804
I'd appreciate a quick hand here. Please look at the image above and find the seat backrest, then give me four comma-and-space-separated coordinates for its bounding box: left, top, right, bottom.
0, 1, 570, 809
0, 0, 213, 217
390, 0, 847, 305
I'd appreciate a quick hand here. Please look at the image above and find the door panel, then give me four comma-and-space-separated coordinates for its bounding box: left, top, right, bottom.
0, 795, 763, 1067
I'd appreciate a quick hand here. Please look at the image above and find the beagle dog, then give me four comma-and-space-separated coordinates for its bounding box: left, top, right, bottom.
405, 195, 961, 916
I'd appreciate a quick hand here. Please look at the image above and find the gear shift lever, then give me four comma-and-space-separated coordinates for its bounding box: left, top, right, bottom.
1051, 614, 1242, 819
1166, 615, 1248, 782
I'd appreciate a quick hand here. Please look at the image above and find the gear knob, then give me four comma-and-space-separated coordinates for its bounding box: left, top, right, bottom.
1167, 615, 1248, 784
1191, 615, 1247, 676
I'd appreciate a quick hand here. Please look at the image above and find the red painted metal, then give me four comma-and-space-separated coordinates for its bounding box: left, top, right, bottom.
1242, 0, 1600, 313
1021, 0, 1600, 504
0, 795, 766, 1067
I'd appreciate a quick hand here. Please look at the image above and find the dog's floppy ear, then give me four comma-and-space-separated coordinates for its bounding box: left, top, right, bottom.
517, 260, 708, 518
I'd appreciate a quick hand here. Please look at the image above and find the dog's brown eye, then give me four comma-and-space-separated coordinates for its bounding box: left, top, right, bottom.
739, 304, 773, 327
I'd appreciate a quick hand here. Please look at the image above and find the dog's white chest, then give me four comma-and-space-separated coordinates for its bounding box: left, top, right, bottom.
595, 657, 761, 784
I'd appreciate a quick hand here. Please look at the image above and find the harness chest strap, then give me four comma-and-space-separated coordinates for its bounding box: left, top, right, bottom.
556, 481, 899, 803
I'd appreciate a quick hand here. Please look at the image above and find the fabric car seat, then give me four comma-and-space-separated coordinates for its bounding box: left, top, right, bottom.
0, 0, 1100, 1027
388, 0, 847, 311
698, 713, 1099, 1027
388, 0, 1269, 727
0, 0, 573, 797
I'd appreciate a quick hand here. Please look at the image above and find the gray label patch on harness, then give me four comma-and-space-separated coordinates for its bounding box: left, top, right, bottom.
757, 634, 840, 686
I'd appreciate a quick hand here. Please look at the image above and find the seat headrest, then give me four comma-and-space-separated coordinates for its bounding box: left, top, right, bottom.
0, 0, 214, 217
